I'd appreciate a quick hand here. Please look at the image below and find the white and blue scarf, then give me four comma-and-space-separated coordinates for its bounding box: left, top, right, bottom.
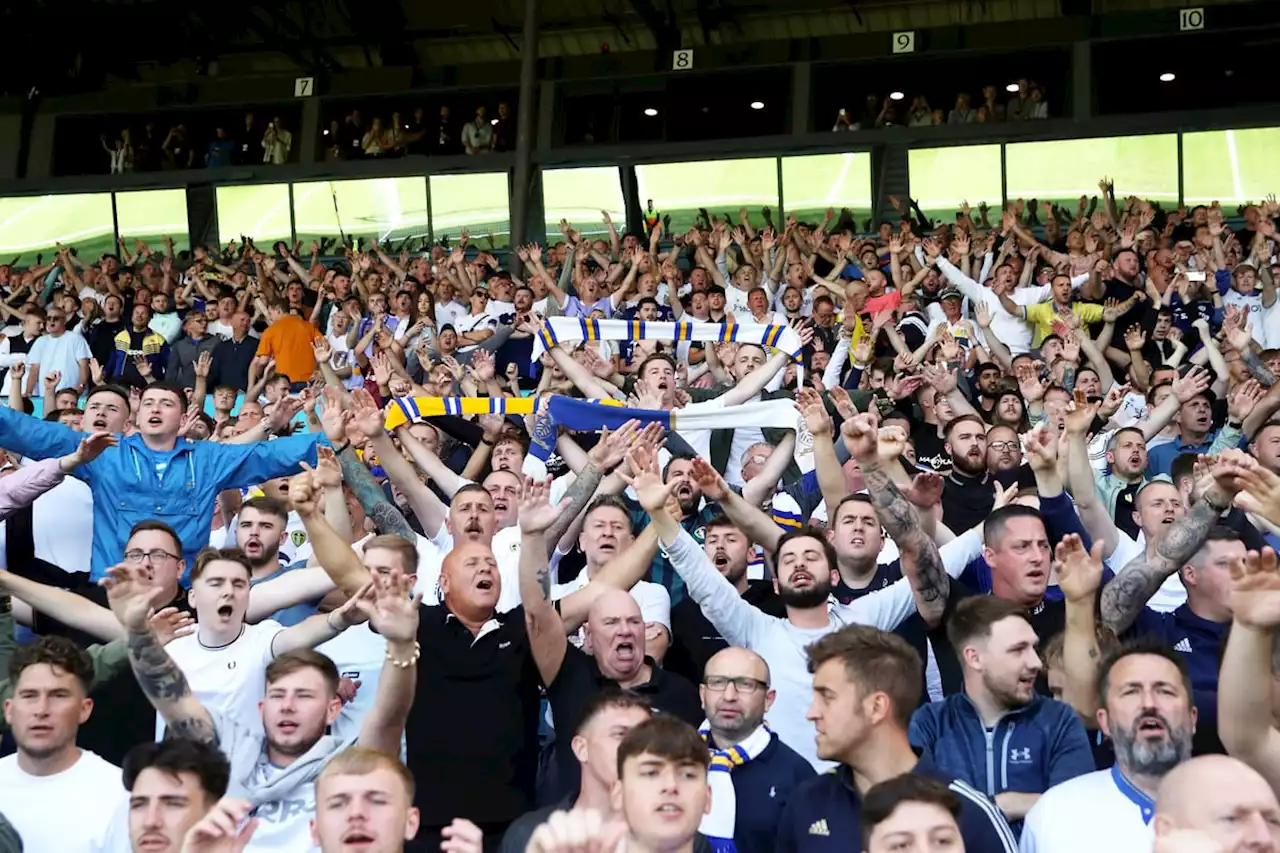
698, 722, 774, 853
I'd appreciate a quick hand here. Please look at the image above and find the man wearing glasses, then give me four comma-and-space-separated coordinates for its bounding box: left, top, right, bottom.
0, 520, 195, 764
698, 647, 813, 853
23, 306, 91, 401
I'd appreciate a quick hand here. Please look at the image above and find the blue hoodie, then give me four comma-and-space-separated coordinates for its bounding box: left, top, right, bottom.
908, 692, 1094, 834
0, 404, 327, 581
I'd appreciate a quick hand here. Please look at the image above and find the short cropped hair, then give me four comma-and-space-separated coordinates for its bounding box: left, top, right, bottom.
616, 716, 709, 779
122, 738, 230, 802
860, 774, 962, 850
9, 635, 93, 692
805, 626, 922, 730
265, 650, 340, 697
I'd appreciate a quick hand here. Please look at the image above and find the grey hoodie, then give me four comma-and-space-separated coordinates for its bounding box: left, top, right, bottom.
212, 709, 358, 851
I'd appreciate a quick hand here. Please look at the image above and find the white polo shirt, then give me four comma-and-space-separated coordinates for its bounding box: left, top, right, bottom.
1020, 767, 1155, 853
158, 620, 283, 740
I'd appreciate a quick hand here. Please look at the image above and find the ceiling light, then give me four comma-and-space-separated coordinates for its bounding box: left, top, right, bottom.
750, 101, 765, 110
889, 91, 904, 101
1006, 83, 1019, 93
644, 108, 658, 117
1159, 72, 1176, 82
490, 118, 499, 125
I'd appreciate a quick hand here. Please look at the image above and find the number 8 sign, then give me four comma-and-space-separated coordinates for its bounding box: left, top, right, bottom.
892, 31, 915, 54
672, 49, 694, 71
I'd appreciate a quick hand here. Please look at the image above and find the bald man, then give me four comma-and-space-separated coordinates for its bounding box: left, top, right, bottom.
700, 647, 814, 853
1153, 754, 1280, 852
518, 494, 703, 802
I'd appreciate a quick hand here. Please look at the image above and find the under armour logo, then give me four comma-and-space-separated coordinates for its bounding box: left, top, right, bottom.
1009, 748, 1031, 762
769, 786, 776, 798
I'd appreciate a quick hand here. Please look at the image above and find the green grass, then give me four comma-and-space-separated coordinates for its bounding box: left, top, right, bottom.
216, 184, 293, 246
910, 144, 1003, 224
1005, 134, 1180, 210
1183, 127, 1280, 207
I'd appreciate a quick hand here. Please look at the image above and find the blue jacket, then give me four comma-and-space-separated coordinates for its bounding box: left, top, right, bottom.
0, 405, 327, 581
909, 693, 1094, 828
775, 758, 1017, 853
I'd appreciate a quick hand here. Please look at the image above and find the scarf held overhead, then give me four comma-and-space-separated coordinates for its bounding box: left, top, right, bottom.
534, 317, 806, 384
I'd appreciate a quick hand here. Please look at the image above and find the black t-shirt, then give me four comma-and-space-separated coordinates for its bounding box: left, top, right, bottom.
834, 562, 936, 705
665, 580, 784, 684
407, 604, 542, 828
941, 471, 996, 533
31, 582, 193, 766
545, 645, 702, 801
911, 426, 950, 473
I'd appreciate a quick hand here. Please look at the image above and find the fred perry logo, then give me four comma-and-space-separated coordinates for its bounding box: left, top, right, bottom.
291, 530, 308, 547
227, 661, 237, 670
510, 541, 519, 553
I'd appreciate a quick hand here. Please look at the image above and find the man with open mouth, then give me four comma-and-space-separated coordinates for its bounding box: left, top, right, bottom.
1022, 639, 1198, 853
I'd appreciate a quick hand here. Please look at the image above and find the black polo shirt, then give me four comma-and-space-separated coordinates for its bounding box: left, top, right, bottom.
940, 470, 996, 533
665, 580, 784, 684
31, 581, 193, 766
407, 603, 541, 829
546, 644, 702, 801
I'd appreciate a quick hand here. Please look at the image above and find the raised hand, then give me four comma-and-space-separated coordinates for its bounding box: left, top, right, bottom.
178, 797, 258, 853
100, 562, 169, 632
194, 351, 213, 380
588, 420, 644, 472
902, 470, 944, 509
312, 445, 343, 490
518, 475, 570, 535
1054, 534, 1104, 603
347, 387, 386, 438
1228, 547, 1280, 631
1024, 425, 1059, 472
689, 455, 729, 502
355, 568, 421, 643
88, 357, 105, 386
1171, 365, 1212, 404
843, 410, 881, 462
1235, 462, 1280, 526
526, 809, 627, 853
319, 387, 350, 444
920, 362, 958, 395
65, 431, 118, 468
1230, 379, 1266, 424
440, 818, 486, 853
1063, 389, 1100, 436
150, 606, 196, 646
287, 469, 323, 518
471, 349, 496, 382
623, 450, 675, 515
795, 387, 832, 437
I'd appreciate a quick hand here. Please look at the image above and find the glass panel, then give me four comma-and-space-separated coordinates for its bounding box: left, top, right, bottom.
781, 153, 874, 230
292, 177, 429, 248
428, 172, 511, 248
909, 145, 1003, 224
115, 189, 190, 254
1005, 134, 1179, 210
1182, 127, 1280, 207
542, 167, 626, 242
215, 184, 292, 247
634, 158, 778, 236
0, 193, 114, 262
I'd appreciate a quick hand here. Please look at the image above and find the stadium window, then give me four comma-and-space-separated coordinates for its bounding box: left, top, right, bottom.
115, 189, 190, 255
908, 145, 1002, 225
1005, 134, 1179, 210
781, 153, 874, 231
215, 184, 292, 247
634, 158, 779, 235
429, 172, 512, 248
0, 193, 114, 260
292, 178, 429, 249
542, 167, 626, 242
1182, 127, 1280, 207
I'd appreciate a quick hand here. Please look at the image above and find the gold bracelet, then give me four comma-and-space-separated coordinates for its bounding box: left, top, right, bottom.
385, 641, 421, 669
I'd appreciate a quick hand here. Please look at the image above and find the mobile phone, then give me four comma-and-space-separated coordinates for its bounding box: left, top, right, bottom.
1186, 270, 1207, 282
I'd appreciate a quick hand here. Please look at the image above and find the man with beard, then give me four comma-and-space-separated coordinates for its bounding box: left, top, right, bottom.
86, 293, 126, 367
630, 454, 723, 605
933, 254, 1050, 356
940, 414, 996, 532
1020, 639, 1197, 853
518, 477, 701, 801
698, 647, 813, 853
775, 627, 1018, 853
909, 598, 1093, 829
638, 446, 972, 770
986, 424, 1032, 485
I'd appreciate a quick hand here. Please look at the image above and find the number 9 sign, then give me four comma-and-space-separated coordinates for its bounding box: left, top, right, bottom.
892, 31, 915, 54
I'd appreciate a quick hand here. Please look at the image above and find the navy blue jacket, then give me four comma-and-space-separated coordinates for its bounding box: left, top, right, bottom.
908, 693, 1095, 834
775, 759, 1018, 853
708, 731, 815, 853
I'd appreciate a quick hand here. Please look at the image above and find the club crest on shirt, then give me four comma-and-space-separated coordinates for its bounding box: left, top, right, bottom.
291, 530, 308, 547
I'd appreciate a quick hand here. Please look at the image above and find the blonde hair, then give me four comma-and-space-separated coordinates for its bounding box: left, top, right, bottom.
317, 747, 415, 799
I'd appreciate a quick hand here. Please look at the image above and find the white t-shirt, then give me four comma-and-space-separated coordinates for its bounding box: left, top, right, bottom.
0, 466, 93, 573
1020, 768, 1154, 853
0, 750, 126, 853
159, 621, 283, 740
316, 623, 386, 743
26, 331, 91, 396
326, 333, 364, 391
551, 573, 671, 630
1223, 288, 1266, 347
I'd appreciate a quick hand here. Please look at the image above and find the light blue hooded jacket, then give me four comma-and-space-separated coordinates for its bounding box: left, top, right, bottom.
0, 405, 328, 582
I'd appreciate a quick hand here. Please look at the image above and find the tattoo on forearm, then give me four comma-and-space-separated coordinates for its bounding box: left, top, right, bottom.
858, 464, 949, 607
1242, 348, 1277, 387
1061, 364, 1078, 394
127, 628, 215, 743
544, 462, 603, 547
1101, 499, 1218, 631
536, 563, 551, 600
340, 447, 415, 541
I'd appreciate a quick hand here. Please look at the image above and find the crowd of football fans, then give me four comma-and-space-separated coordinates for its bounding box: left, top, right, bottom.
0, 174, 1279, 853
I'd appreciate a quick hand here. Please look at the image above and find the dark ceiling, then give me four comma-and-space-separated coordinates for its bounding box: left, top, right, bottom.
0, 0, 1258, 96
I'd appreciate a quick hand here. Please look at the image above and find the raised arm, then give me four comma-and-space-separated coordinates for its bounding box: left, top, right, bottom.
1100, 453, 1243, 633
1054, 535, 1105, 719
1220, 547, 1280, 792
0, 569, 123, 640
517, 477, 571, 686
354, 568, 420, 755
290, 468, 374, 599
101, 563, 216, 743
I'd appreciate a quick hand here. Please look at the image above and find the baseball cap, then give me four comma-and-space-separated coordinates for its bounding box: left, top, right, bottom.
939, 287, 962, 301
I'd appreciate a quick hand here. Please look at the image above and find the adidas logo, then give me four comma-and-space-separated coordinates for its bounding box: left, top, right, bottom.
808, 819, 830, 836
1173, 638, 1193, 653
